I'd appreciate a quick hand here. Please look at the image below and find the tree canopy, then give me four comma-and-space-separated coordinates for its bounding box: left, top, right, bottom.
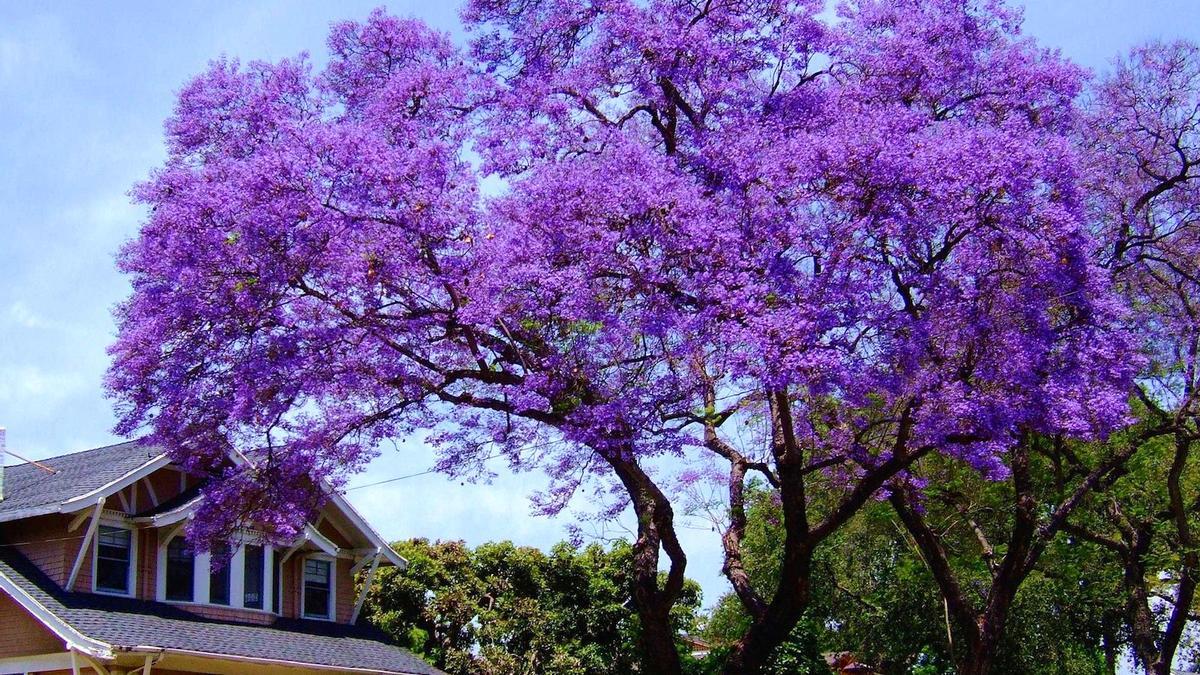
106, 1, 1199, 673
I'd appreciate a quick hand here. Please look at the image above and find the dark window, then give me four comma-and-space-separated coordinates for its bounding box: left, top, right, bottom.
165, 537, 194, 602
209, 543, 231, 605
96, 526, 131, 594
244, 544, 265, 609
272, 550, 283, 614
302, 558, 332, 619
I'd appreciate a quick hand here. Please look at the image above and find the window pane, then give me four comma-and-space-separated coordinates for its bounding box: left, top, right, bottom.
244, 545, 264, 609
302, 558, 331, 619
166, 537, 194, 602
209, 544, 230, 605
271, 550, 282, 614
96, 526, 131, 594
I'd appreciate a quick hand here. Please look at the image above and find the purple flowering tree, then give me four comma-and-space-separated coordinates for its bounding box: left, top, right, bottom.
108, 2, 1136, 673
1063, 40, 1200, 675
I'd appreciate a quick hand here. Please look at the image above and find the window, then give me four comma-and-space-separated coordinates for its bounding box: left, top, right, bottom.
165, 537, 195, 602
244, 544, 265, 609
95, 526, 132, 594
272, 550, 283, 614
209, 543, 231, 605
302, 557, 332, 620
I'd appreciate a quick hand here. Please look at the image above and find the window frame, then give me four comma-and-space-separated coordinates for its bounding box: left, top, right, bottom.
163, 534, 196, 603
243, 543, 266, 610
156, 533, 275, 613
300, 554, 336, 622
92, 521, 136, 597
208, 543, 232, 606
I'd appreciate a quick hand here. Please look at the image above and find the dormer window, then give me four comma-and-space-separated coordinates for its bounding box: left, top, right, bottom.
166, 537, 195, 602
244, 544, 265, 609
209, 543, 231, 605
302, 557, 333, 620
95, 525, 132, 595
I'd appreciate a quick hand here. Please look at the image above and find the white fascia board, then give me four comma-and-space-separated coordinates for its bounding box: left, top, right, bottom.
152, 647, 420, 674
304, 524, 340, 557
130, 496, 202, 527
225, 447, 407, 569
59, 455, 172, 514
324, 489, 407, 569
0, 569, 114, 660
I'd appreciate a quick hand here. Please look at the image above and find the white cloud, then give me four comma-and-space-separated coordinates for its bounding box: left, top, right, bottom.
6, 302, 45, 328
0, 365, 87, 404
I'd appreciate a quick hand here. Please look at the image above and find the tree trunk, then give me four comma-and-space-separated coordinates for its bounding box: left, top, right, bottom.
605, 450, 686, 675
721, 552, 813, 674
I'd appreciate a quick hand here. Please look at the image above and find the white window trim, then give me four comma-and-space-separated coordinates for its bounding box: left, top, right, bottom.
300, 553, 336, 622
241, 543, 271, 611
156, 530, 275, 614
91, 518, 136, 597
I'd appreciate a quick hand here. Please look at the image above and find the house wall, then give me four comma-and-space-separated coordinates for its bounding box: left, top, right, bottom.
0, 465, 370, 630
138, 527, 159, 599
2, 514, 73, 587
0, 592, 66, 659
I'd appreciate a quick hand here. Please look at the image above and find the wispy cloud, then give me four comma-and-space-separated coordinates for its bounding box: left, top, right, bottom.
0, 364, 86, 403
6, 302, 45, 329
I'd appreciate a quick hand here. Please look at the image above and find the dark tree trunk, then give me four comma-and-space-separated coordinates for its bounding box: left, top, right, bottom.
605, 450, 687, 675
721, 552, 814, 674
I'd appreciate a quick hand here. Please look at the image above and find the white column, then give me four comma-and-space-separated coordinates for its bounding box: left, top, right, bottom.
230, 545, 246, 608
196, 551, 210, 604
263, 545, 274, 613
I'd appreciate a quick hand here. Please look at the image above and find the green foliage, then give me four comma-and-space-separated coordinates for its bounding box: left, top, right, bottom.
700, 474, 1124, 674
365, 538, 704, 675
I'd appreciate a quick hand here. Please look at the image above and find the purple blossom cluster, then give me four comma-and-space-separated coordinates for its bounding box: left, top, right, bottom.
104, 2, 1197, 670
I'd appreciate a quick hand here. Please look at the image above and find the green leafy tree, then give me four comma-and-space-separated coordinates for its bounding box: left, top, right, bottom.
365, 538, 703, 674
701, 478, 1126, 674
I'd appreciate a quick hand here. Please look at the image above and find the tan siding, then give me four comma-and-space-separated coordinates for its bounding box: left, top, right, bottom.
316, 519, 353, 549
2, 515, 75, 587
146, 468, 184, 508
281, 556, 298, 619
0, 592, 66, 658
180, 604, 278, 625
335, 557, 355, 623
139, 528, 159, 600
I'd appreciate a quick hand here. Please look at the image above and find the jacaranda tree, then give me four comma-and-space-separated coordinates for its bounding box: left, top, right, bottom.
108, 2, 1138, 673
1066, 39, 1200, 675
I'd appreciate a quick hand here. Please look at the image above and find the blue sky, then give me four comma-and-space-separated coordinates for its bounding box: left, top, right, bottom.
0, 0, 1197, 609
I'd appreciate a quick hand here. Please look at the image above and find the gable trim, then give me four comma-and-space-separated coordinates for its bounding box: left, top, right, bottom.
59, 455, 172, 514
324, 489, 407, 569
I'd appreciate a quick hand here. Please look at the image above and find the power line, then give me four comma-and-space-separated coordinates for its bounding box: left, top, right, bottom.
342, 437, 574, 492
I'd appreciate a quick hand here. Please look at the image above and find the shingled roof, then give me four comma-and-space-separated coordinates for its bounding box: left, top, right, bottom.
0, 547, 441, 675
0, 440, 164, 522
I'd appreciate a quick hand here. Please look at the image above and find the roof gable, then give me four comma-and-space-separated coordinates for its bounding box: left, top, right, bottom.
0, 546, 440, 674
0, 441, 165, 522
0, 440, 406, 567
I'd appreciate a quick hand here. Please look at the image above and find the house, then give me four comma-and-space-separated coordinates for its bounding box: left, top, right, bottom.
823, 652, 878, 674
680, 635, 711, 660
0, 434, 442, 675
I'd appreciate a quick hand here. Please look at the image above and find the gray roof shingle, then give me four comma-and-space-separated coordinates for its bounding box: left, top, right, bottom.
0, 547, 441, 675
0, 440, 163, 522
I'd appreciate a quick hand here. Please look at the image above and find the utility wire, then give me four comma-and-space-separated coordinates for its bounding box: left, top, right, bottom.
343, 437, 576, 492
